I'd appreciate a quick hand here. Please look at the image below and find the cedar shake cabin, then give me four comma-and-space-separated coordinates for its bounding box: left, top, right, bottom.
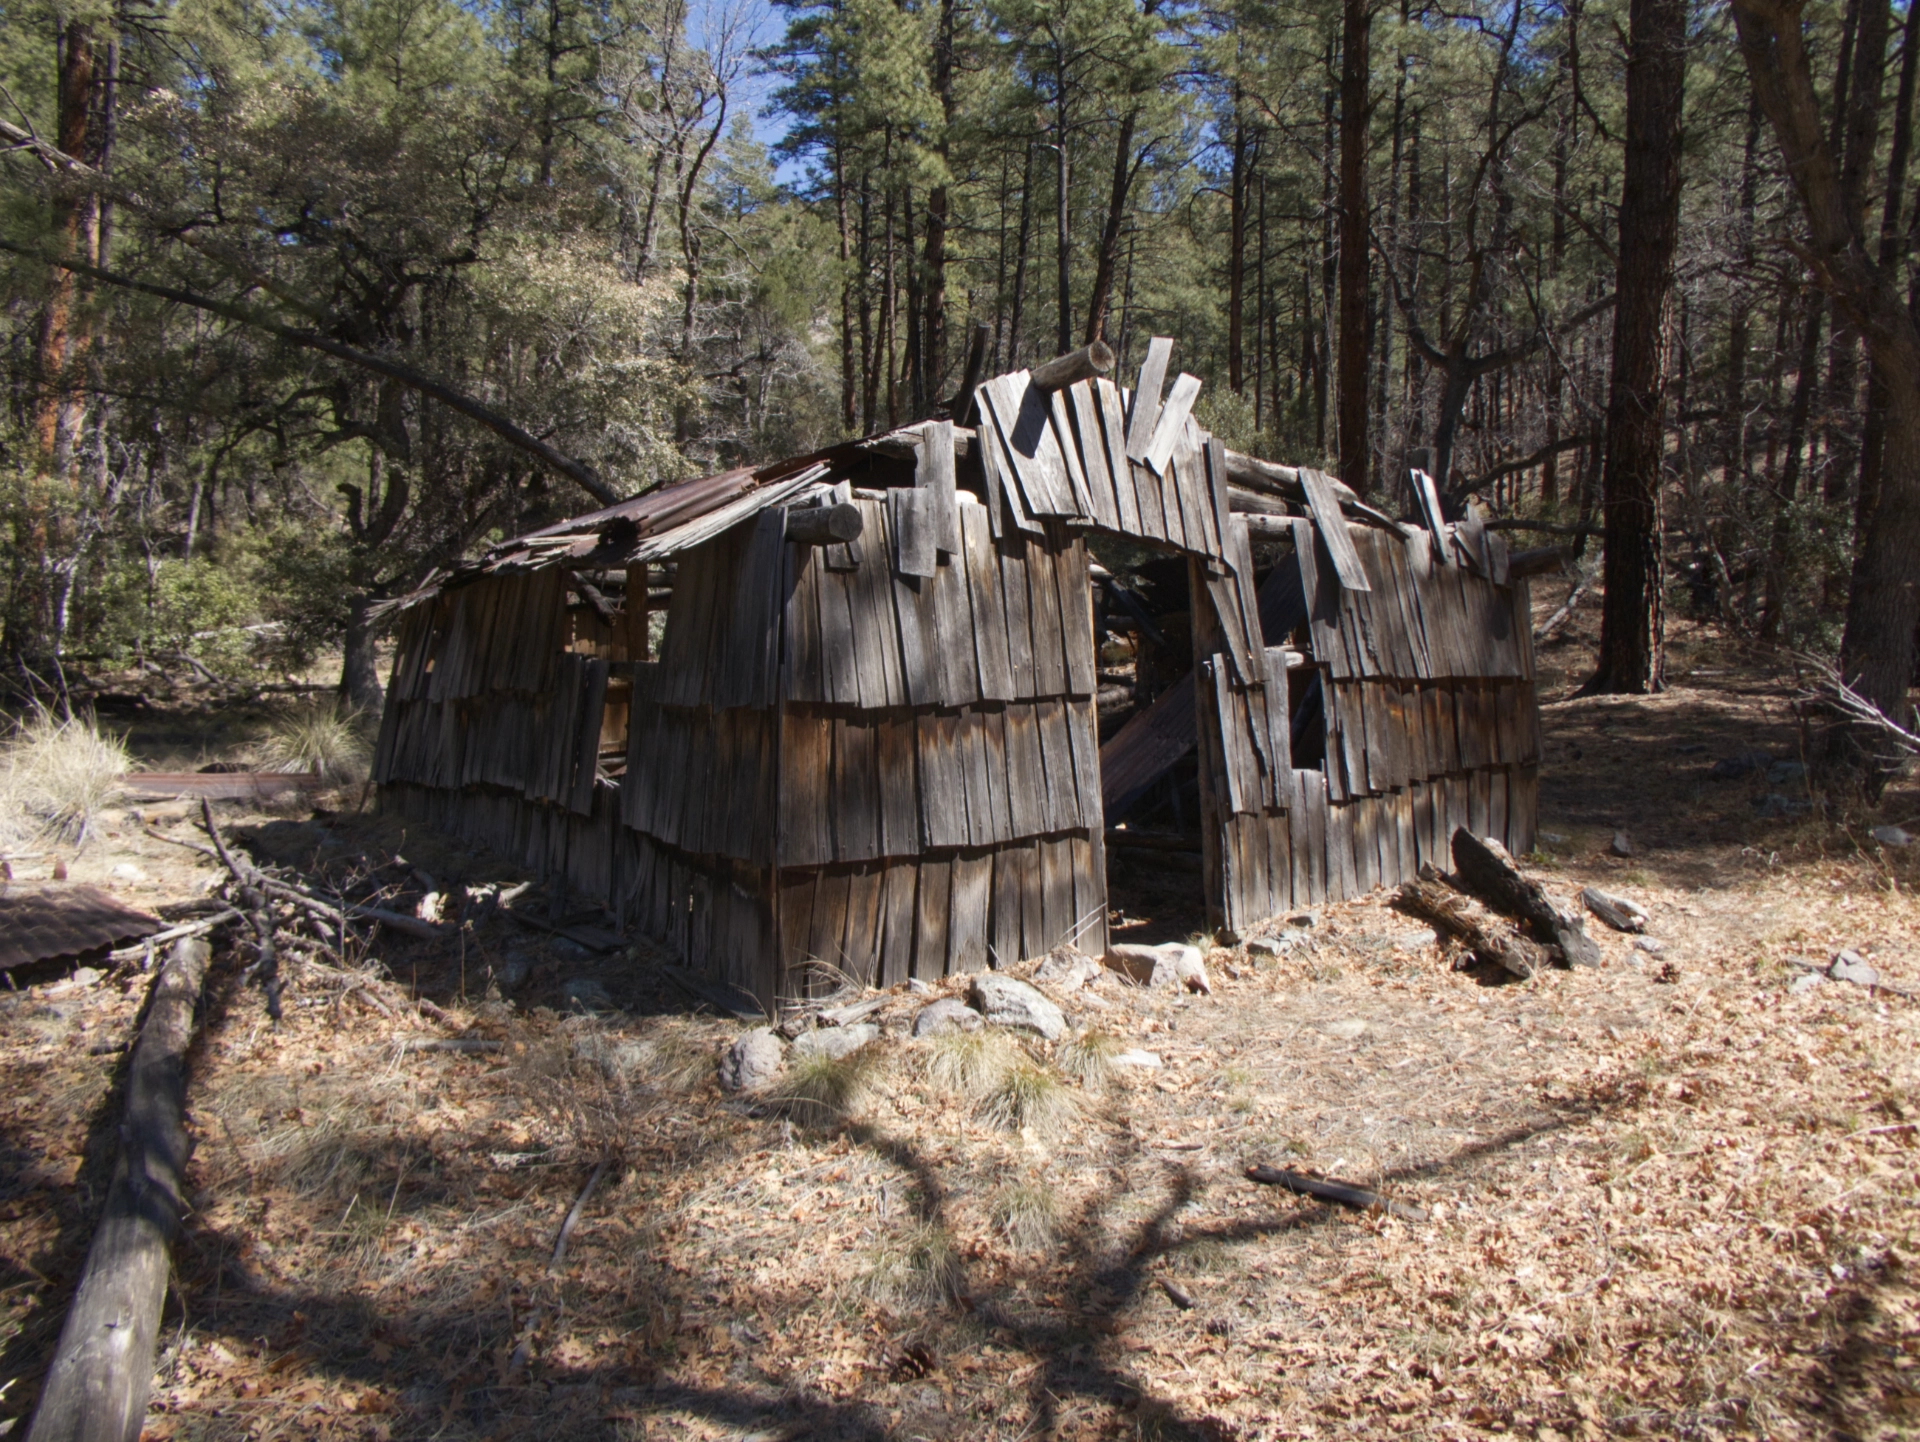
372, 341, 1542, 1007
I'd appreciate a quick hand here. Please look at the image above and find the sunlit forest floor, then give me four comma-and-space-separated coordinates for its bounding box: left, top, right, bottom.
2, 591, 1917, 1441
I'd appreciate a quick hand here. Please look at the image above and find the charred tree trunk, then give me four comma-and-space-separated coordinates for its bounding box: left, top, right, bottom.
1584, 0, 1687, 696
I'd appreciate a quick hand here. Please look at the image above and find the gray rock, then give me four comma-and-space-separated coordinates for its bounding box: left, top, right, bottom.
1245, 937, 1285, 960
1154, 945, 1212, 995
1632, 936, 1665, 954
1391, 927, 1439, 951
968, 974, 1066, 1040
1788, 971, 1825, 996
560, 975, 613, 1011
719, 1028, 784, 1092
907, 977, 934, 995
1609, 832, 1635, 858
1032, 950, 1103, 992
1106, 942, 1211, 994
1110, 1048, 1163, 1070
1766, 760, 1807, 786
1104, 943, 1160, 984
1870, 825, 1913, 849
1828, 951, 1880, 988
790, 1023, 880, 1060
912, 998, 983, 1037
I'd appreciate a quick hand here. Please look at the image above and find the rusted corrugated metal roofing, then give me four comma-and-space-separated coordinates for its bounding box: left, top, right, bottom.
0, 886, 161, 971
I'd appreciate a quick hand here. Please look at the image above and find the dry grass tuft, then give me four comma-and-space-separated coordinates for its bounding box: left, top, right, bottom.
775, 1045, 883, 1126
981, 1059, 1076, 1136
250, 699, 370, 784
861, 1220, 961, 1310
925, 1026, 1017, 1099
0, 708, 128, 846
1058, 1028, 1124, 1089
990, 1182, 1059, 1253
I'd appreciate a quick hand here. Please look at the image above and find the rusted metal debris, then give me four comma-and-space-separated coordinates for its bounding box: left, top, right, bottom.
0, 885, 162, 971
119, 772, 324, 802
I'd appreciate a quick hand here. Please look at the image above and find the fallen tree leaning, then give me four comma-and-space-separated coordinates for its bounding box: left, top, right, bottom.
26, 937, 210, 1442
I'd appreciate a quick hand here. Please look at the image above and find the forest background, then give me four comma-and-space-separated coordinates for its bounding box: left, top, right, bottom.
2, 0, 1916, 767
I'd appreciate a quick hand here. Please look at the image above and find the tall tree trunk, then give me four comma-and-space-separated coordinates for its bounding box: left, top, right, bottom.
903, 182, 921, 415
1855, 0, 1915, 527
992, 151, 1013, 368
1255, 171, 1268, 430
341, 598, 386, 715
1319, 35, 1336, 460
1583, 0, 1687, 696
1054, 71, 1072, 358
1735, 0, 1920, 789
859, 174, 876, 429
882, 171, 897, 426
1726, 98, 1761, 489
1337, 0, 1373, 496
1227, 109, 1249, 391
35, 17, 97, 473
1761, 290, 1826, 639
1009, 145, 1035, 368
836, 145, 856, 432
1085, 109, 1139, 344
922, 0, 955, 405
1543, 92, 1572, 506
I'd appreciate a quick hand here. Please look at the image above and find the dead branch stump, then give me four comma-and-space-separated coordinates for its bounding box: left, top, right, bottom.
1395, 878, 1547, 980
1450, 829, 1601, 967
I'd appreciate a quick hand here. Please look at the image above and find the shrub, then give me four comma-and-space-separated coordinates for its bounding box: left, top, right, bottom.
774, 1045, 882, 1126
982, 1060, 1075, 1137
991, 1183, 1060, 1253
0, 709, 128, 846
251, 700, 370, 784
1058, 1029, 1124, 1089
925, 1027, 1017, 1100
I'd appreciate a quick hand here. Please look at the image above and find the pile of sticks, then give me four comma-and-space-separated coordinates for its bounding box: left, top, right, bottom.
1396, 827, 1601, 980
185, 799, 452, 1020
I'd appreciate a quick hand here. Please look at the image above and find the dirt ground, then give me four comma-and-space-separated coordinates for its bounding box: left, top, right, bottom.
2, 592, 1917, 1442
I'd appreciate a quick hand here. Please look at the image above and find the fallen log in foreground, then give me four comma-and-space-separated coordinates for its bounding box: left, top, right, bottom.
27, 937, 209, 1442
1245, 1165, 1428, 1222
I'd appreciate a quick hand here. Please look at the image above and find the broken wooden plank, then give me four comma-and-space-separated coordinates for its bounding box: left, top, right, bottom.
1142, 372, 1203, 475
916, 418, 962, 553
1125, 337, 1174, 462
890, 485, 939, 578
1298, 467, 1372, 593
